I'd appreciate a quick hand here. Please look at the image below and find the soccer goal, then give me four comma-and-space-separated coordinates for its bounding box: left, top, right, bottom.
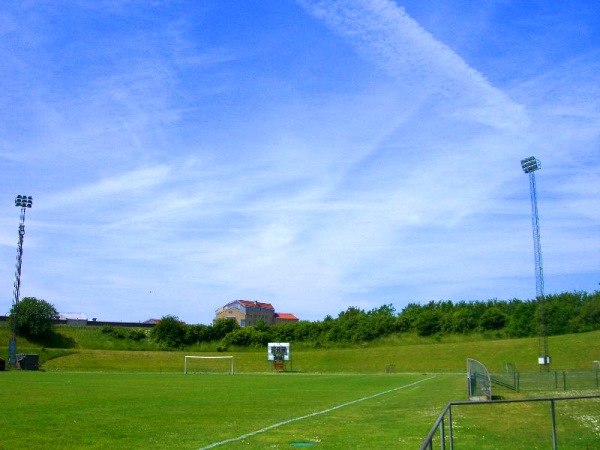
184, 356, 235, 375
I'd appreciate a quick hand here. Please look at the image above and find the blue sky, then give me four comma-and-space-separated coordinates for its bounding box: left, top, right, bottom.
1, 0, 599, 324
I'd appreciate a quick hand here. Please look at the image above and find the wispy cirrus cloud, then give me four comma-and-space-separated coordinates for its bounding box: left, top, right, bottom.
1, 1, 598, 323
298, 0, 528, 131
42, 166, 172, 210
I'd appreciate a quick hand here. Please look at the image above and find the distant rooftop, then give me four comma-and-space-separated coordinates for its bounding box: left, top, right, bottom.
275, 313, 298, 321
238, 300, 274, 310
58, 312, 87, 321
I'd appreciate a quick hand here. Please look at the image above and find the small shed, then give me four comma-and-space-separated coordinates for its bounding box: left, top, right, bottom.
17, 354, 39, 370
59, 312, 88, 327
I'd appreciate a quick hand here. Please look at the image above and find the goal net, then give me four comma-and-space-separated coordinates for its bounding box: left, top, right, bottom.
184, 356, 235, 375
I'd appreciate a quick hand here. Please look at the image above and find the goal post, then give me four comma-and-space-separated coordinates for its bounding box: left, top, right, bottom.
184, 356, 235, 375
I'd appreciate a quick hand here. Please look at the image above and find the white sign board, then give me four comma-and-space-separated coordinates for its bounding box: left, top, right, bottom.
268, 342, 290, 361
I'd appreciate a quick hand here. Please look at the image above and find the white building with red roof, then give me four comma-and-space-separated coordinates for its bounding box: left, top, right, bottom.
214, 300, 298, 327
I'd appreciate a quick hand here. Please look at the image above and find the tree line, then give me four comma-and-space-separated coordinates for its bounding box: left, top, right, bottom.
151, 291, 600, 349
9, 291, 600, 350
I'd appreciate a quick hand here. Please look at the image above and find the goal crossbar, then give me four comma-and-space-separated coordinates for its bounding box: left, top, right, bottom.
184, 356, 235, 375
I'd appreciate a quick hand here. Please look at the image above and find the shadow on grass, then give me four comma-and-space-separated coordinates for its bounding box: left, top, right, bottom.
39, 348, 78, 365
28, 330, 78, 349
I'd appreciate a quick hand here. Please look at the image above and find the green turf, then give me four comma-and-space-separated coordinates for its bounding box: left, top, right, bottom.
1, 371, 598, 449
0, 372, 453, 449
1, 330, 599, 448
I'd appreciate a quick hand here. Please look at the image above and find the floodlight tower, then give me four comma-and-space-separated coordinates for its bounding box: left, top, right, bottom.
520, 157, 550, 370
9, 195, 33, 366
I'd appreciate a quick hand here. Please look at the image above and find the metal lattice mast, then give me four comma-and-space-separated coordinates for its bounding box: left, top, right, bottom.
520, 157, 549, 370
528, 169, 545, 299
9, 195, 33, 366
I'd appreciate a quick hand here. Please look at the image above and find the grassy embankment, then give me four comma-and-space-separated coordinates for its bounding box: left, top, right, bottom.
1, 324, 599, 373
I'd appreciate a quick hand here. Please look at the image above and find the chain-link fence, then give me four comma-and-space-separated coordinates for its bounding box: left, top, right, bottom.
491, 369, 600, 393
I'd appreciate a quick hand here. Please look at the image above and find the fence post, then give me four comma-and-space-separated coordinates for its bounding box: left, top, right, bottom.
563, 371, 567, 391
440, 416, 445, 450
449, 405, 454, 450
550, 399, 558, 450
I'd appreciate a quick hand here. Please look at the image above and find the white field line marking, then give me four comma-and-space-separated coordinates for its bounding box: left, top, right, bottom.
198, 375, 436, 449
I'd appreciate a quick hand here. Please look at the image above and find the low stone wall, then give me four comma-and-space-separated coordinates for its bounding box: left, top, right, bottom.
82, 320, 155, 328
0, 316, 155, 328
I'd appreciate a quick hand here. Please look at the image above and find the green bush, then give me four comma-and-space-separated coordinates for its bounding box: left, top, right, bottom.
128, 328, 147, 341
9, 297, 58, 339
150, 315, 186, 349
101, 326, 126, 339
222, 327, 270, 348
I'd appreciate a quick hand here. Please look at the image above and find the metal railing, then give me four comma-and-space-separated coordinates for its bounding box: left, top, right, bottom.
421, 394, 600, 450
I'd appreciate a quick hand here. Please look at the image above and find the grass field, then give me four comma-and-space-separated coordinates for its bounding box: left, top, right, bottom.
0, 371, 459, 449
1, 330, 600, 448
1, 371, 598, 449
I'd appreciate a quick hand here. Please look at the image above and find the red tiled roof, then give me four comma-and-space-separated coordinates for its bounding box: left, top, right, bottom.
274, 313, 298, 320
238, 300, 274, 310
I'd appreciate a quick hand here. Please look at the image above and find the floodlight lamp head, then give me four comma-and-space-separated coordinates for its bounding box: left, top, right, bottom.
15, 195, 33, 208
521, 156, 541, 174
